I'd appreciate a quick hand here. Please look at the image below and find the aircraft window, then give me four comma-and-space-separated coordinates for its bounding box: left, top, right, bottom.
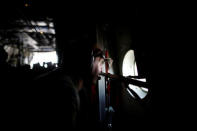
122, 50, 148, 99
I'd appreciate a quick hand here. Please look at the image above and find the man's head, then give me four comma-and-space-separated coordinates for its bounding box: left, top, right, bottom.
91, 48, 105, 84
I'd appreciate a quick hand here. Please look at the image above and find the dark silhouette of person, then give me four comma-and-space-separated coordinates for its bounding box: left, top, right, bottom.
28, 38, 93, 130
0, 46, 8, 68
0, 45, 12, 88
0, 46, 18, 127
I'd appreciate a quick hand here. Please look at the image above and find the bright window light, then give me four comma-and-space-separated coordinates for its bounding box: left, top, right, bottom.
122, 50, 138, 76
122, 50, 148, 99
30, 51, 58, 68
128, 79, 148, 99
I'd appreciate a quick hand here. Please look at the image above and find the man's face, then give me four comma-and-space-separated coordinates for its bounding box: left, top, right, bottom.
92, 57, 104, 77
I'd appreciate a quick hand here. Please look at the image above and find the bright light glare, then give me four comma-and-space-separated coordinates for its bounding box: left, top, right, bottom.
30, 51, 58, 68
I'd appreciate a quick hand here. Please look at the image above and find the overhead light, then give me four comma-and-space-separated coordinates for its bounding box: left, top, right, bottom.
25, 4, 29, 7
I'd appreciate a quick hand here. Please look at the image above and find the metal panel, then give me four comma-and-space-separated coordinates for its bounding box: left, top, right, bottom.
98, 75, 106, 123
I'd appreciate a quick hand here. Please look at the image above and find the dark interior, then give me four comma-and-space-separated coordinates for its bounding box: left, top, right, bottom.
0, 1, 172, 130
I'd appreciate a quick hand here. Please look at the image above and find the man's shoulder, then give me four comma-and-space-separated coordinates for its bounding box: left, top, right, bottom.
34, 68, 75, 90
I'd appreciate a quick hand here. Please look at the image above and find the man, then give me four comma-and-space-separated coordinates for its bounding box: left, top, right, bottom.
82, 47, 105, 131
30, 44, 104, 130
27, 43, 87, 129
91, 48, 105, 84
89, 48, 105, 104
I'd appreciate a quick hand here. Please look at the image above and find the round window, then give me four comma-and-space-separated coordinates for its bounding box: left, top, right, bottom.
122, 50, 148, 99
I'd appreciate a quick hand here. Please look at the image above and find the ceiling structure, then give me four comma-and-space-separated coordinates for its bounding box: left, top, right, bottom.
0, 1, 56, 66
